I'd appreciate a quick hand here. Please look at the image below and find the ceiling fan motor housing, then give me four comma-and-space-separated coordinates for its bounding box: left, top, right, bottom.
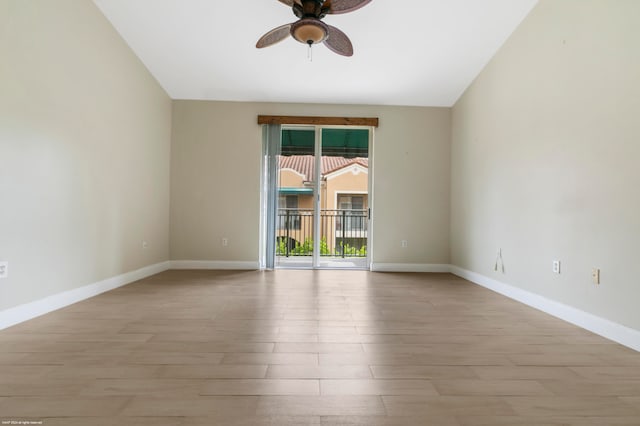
294, 0, 328, 19
290, 18, 329, 45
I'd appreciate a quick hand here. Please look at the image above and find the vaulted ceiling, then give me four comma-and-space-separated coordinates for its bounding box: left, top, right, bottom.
93, 0, 538, 107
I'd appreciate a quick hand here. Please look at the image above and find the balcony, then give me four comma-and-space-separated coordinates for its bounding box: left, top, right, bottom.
276, 209, 368, 261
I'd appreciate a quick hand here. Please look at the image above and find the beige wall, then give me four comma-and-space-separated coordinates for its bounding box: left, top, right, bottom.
0, 0, 172, 311
171, 101, 451, 265
325, 168, 369, 210
451, 0, 640, 329
279, 169, 306, 188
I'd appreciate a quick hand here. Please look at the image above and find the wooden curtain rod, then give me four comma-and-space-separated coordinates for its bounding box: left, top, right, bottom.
258, 115, 379, 127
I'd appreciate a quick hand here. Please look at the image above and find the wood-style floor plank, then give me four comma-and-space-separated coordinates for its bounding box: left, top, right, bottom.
0, 269, 638, 423
201, 379, 320, 396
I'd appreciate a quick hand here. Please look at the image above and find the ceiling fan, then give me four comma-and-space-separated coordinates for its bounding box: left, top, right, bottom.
256, 0, 372, 57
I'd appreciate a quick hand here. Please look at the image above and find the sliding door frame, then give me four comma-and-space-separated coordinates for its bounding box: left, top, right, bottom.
260, 116, 378, 270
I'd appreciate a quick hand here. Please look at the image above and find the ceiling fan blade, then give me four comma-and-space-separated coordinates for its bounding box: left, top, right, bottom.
323, 24, 353, 56
324, 0, 371, 14
256, 24, 292, 48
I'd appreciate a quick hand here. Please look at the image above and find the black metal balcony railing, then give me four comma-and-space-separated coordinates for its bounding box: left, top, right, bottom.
276, 209, 368, 258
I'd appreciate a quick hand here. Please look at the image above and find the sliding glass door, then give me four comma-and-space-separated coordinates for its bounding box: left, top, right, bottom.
263, 125, 372, 270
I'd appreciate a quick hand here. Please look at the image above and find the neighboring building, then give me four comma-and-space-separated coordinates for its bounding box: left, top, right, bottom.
277, 155, 368, 256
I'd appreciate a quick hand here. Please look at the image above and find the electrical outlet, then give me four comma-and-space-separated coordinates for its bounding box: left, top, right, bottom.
401, 240, 408, 248
552, 260, 561, 274
0, 261, 8, 279
222, 238, 229, 247
592, 268, 600, 285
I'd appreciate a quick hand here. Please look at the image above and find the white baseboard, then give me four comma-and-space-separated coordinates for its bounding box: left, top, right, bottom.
450, 265, 640, 352
371, 263, 451, 273
170, 260, 259, 270
3, 259, 638, 352
0, 261, 171, 331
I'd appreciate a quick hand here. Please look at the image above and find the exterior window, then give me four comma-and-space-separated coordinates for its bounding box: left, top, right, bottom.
279, 195, 298, 210
337, 195, 366, 232
278, 195, 300, 230
339, 195, 363, 211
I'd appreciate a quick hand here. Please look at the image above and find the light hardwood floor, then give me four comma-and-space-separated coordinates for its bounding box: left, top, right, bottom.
1, 270, 639, 425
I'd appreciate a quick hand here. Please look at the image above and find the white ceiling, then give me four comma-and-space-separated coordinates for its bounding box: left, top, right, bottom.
93, 0, 537, 107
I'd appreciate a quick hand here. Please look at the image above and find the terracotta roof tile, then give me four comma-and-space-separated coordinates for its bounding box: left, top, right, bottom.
279, 155, 368, 181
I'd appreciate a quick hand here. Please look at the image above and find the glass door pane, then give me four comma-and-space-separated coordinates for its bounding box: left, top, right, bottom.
275, 127, 315, 268
318, 128, 370, 269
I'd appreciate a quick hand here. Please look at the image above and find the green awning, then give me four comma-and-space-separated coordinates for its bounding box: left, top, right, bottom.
278, 187, 314, 195
281, 128, 369, 158
281, 129, 315, 154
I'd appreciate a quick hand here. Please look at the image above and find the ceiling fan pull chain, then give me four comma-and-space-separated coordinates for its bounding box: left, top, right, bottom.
308, 42, 313, 62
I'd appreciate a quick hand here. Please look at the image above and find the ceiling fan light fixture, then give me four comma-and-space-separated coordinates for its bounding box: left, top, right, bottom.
291, 19, 328, 45
258, 0, 370, 56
